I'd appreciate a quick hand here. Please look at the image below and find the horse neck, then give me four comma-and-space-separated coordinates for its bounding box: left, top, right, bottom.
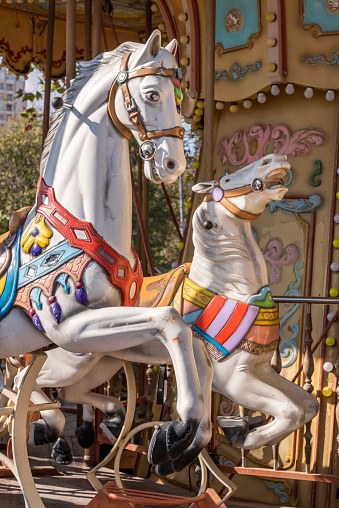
189, 213, 268, 303
42, 106, 135, 266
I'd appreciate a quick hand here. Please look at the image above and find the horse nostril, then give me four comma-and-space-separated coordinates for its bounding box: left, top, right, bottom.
165, 159, 177, 171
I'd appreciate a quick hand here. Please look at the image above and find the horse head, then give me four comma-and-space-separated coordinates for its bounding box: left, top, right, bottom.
192, 154, 290, 226
112, 30, 186, 184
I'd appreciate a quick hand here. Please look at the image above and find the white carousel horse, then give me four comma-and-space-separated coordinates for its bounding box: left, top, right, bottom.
0, 30, 212, 469
15, 154, 318, 474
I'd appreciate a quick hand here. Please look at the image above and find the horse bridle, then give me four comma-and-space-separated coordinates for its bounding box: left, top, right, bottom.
203, 177, 276, 220
107, 52, 184, 162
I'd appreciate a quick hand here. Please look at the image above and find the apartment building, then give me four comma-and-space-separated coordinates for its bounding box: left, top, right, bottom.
0, 69, 25, 127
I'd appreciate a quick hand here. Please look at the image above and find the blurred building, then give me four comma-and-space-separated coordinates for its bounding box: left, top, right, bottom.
0, 69, 25, 127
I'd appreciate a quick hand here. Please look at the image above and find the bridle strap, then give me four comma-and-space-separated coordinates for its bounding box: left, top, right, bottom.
204, 194, 261, 220
107, 52, 184, 141
213, 178, 253, 198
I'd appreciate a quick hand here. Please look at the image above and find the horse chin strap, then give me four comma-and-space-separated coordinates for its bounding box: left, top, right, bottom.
203, 177, 266, 221
107, 52, 184, 142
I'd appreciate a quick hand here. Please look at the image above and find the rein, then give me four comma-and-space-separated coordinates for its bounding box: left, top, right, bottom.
107, 52, 184, 143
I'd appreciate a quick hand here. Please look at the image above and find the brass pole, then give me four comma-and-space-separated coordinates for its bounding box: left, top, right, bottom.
202, 0, 216, 181
92, 0, 102, 57
42, 0, 55, 144
84, 0, 92, 61
66, 0, 77, 88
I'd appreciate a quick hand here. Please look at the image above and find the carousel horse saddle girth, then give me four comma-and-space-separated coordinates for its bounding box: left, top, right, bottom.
139, 263, 191, 308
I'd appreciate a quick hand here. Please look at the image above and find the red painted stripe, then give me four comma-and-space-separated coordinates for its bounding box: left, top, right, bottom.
214, 302, 248, 345
195, 295, 226, 331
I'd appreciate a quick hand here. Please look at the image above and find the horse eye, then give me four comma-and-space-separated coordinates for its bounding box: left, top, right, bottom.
145, 91, 160, 102
224, 178, 231, 183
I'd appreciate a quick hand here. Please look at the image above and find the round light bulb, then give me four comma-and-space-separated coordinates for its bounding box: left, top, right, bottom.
178, 12, 187, 22
337, 191, 339, 199
193, 161, 200, 169
285, 83, 295, 95
330, 262, 339, 271
180, 57, 189, 66
267, 37, 277, 47
180, 35, 189, 44
215, 101, 225, 110
322, 387, 333, 397
197, 100, 205, 109
177, 241, 184, 250
333, 239, 339, 248
304, 87, 313, 99
267, 63, 277, 72
257, 92, 267, 104
184, 201, 192, 209
158, 22, 166, 31
195, 108, 204, 116
243, 99, 252, 109
326, 336, 336, 346
326, 90, 335, 101
229, 103, 238, 113
271, 84, 280, 96
171, 261, 179, 269
187, 181, 194, 188
337, 168, 339, 175
323, 362, 334, 372
329, 288, 339, 297
151, 3, 158, 12
162, 32, 168, 39
266, 12, 276, 22
334, 214, 339, 223
327, 312, 336, 321
193, 114, 200, 123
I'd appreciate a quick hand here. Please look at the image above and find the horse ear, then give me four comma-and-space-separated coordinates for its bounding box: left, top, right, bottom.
132, 30, 162, 68
165, 39, 178, 56
192, 181, 215, 194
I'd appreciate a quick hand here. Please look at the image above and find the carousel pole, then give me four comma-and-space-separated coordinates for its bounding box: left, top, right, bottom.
140, 0, 152, 275
92, 0, 102, 57
84, 0, 92, 61
202, 0, 216, 182
66, 0, 77, 88
42, 0, 55, 144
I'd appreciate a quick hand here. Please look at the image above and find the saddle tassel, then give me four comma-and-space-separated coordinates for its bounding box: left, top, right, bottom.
75, 282, 88, 306
48, 296, 61, 324
29, 308, 45, 333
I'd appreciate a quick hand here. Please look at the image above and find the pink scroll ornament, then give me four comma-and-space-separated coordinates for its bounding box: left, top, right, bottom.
262, 240, 298, 285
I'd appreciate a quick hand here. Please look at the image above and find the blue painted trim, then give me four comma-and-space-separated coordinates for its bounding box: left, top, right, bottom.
215, 0, 260, 51
0, 227, 22, 319
192, 325, 229, 356
18, 240, 82, 289
183, 309, 203, 323
302, 0, 339, 33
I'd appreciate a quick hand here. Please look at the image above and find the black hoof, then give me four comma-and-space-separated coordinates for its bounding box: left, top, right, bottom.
102, 412, 124, 439
155, 460, 175, 477
75, 421, 95, 448
30, 420, 58, 446
148, 420, 197, 465
51, 437, 73, 465
217, 416, 249, 446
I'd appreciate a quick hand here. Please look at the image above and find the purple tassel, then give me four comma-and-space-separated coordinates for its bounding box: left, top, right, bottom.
29, 308, 45, 333
75, 282, 88, 305
48, 296, 61, 324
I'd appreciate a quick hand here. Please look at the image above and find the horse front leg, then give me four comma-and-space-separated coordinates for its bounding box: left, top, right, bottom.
54, 306, 206, 465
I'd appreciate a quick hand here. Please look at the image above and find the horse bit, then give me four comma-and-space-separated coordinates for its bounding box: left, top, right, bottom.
107, 52, 184, 164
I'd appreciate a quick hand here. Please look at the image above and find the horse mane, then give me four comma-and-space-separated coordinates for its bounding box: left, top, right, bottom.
40, 41, 143, 175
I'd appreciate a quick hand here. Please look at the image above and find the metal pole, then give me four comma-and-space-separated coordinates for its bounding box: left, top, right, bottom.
84, 0, 92, 61
66, 0, 76, 88
42, 0, 55, 144
179, 175, 185, 237
202, 0, 216, 181
92, 0, 102, 57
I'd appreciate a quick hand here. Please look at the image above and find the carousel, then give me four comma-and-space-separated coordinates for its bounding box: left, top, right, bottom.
0, 1, 339, 507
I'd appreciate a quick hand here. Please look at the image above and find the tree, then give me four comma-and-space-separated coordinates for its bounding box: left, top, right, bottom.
0, 117, 41, 234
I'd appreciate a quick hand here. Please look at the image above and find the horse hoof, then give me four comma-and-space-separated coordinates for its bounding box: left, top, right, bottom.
217, 416, 250, 446
155, 460, 175, 477
75, 421, 95, 448
148, 420, 197, 465
51, 437, 73, 465
102, 412, 124, 439
29, 420, 58, 446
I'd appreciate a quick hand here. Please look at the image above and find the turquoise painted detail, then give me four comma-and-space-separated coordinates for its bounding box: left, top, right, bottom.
216, 0, 260, 51
269, 195, 322, 214
215, 62, 262, 83
302, 0, 339, 33
18, 240, 82, 289
285, 168, 295, 188
56, 273, 71, 294
183, 309, 203, 324
247, 286, 275, 308
30, 287, 43, 310
279, 289, 301, 369
0, 227, 22, 320
279, 289, 301, 336
310, 160, 322, 187
289, 261, 304, 291
192, 325, 229, 356
301, 49, 339, 67
264, 480, 289, 504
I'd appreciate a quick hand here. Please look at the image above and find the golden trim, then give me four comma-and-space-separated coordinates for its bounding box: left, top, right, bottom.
21, 213, 53, 254
253, 307, 280, 326
183, 278, 214, 309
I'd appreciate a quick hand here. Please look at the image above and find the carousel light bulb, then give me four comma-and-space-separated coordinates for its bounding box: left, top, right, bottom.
285, 83, 295, 94
197, 100, 205, 109
257, 92, 267, 103
337, 191, 339, 199
243, 99, 252, 109
337, 167, 339, 175
151, 3, 158, 12
271, 84, 280, 96
215, 101, 225, 110
267, 37, 277, 47
304, 87, 314, 99
326, 336, 336, 346
171, 261, 179, 268
229, 103, 238, 113
178, 12, 188, 21
267, 63, 277, 72
181, 80, 189, 89
162, 32, 168, 39
187, 181, 194, 188
193, 161, 200, 169
322, 387, 333, 397
329, 288, 339, 297
333, 239, 339, 248
330, 262, 339, 271
266, 12, 276, 22
180, 57, 189, 66
326, 89, 335, 101
334, 214, 339, 223
327, 312, 336, 321
193, 114, 200, 123
195, 108, 203, 116
323, 362, 334, 372
158, 22, 165, 31
180, 35, 189, 44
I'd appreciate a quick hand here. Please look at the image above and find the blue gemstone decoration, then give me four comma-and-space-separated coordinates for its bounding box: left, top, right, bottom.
31, 243, 42, 257
65, 284, 70, 294
50, 300, 61, 324
75, 287, 88, 305
32, 314, 45, 333
31, 227, 39, 238
37, 301, 43, 310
